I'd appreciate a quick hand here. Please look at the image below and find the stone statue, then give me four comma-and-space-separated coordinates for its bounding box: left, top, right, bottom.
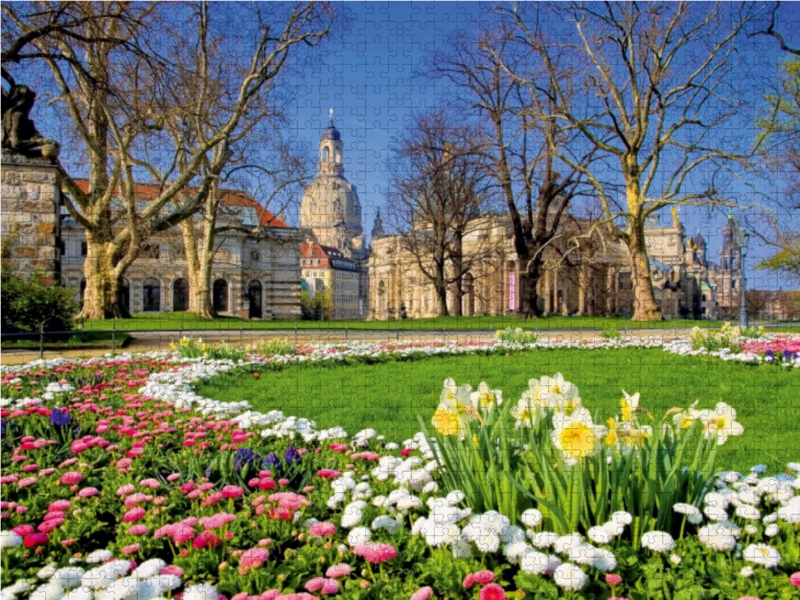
2, 85, 60, 159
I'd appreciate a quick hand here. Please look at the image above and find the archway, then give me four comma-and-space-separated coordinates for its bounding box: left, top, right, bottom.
118, 278, 130, 314
213, 279, 229, 313
143, 278, 161, 312
247, 280, 262, 318
172, 278, 189, 312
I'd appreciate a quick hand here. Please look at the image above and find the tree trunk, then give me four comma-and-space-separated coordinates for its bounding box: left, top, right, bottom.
517, 250, 544, 318
78, 237, 127, 319
435, 265, 449, 317
628, 222, 663, 322
182, 193, 219, 319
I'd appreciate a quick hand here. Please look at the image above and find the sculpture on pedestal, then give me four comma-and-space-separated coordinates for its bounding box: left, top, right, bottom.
1, 84, 60, 159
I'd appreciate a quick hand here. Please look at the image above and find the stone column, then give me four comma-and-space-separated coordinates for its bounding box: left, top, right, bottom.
1, 159, 61, 284
578, 265, 586, 316
606, 268, 616, 315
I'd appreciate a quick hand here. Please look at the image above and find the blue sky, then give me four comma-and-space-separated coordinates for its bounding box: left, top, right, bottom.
21, 1, 800, 290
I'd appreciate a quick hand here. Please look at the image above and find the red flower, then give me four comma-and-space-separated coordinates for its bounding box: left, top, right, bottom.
23, 533, 49, 547
478, 584, 507, 600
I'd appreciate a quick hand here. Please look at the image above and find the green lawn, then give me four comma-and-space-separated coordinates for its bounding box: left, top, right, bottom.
83, 312, 736, 332
0, 331, 131, 350
195, 348, 800, 474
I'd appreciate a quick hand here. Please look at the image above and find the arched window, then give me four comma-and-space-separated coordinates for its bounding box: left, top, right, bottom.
322, 147, 329, 161
172, 278, 189, 312
335, 149, 341, 163
247, 280, 262, 318
143, 278, 161, 312
378, 280, 385, 295
213, 279, 229, 312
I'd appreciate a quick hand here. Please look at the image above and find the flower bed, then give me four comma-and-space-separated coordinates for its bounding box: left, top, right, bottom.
1, 346, 799, 599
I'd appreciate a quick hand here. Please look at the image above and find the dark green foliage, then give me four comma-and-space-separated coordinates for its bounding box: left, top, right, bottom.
1, 272, 78, 333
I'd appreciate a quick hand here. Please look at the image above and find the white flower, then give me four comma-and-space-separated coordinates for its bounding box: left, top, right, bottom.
568, 543, 598, 565
38, 564, 59, 580
503, 541, 531, 564
4, 581, 33, 597
0, 531, 23, 549
519, 549, 549, 574
520, 508, 543, 528
421, 481, 439, 494
372, 515, 400, 534
84, 551, 114, 565
131, 560, 166, 580
340, 506, 363, 528
469, 381, 503, 410
673, 503, 701, 516
445, 490, 465, 505
553, 534, 584, 554
765, 523, 780, 537
704, 504, 728, 522
611, 511, 633, 525
81, 562, 131, 590
669, 554, 682, 565
740, 566, 755, 578
641, 531, 674, 552
551, 408, 607, 465
592, 548, 617, 572
751, 464, 768, 474
183, 585, 218, 600
698, 525, 737, 551
523, 373, 581, 412
603, 520, 626, 537
529, 531, 559, 548
697, 402, 744, 445
451, 535, 473, 559
588, 526, 614, 544
63, 588, 92, 600
553, 563, 587, 591
735, 504, 761, 521
347, 527, 371, 547
744, 524, 758, 536
743, 544, 781, 568
50, 569, 85, 590
499, 525, 526, 544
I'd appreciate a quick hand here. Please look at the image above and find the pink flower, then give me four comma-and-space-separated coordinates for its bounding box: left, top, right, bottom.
790, 573, 800, 587
410, 588, 434, 600
12, 525, 34, 537
278, 478, 289, 486
48, 500, 72, 512
221, 485, 244, 498
123, 507, 146, 522
23, 533, 48, 547
353, 542, 397, 564
180, 483, 197, 494
121, 543, 141, 555
117, 484, 135, 496
325, 564, 352, 578
309, 522, 336, 537
78, 487, 100, 498
240, 548, 269, 568
192, 530, 222, 549
127, 525, 149, 535
61, 538, 76, 547
606, 574, 623, 586
18, 477, 38, 488
172, 526, 195, 544
464, 571, 495, 588
60, 471, 83, 485
159, 566, 184, 577
479, 584, 507, 600
259, 592, 281, 600
304, 578, 340, 595
167, 473, 181, 482
139, 478, 160, 489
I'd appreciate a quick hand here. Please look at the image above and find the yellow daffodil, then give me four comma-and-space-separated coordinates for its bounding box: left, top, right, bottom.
551, 408, 607, 465
620, 390, 642, 424
605, 417, 619, 447
432, 408, 462, 436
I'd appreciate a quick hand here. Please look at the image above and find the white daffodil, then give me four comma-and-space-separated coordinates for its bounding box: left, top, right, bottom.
432, 378, 479, 437
522, 373, 581, 412
469, 381, 503, 411
697, 402, 744, 445
551, 408, 607, 465
510, 396, 538, 428
671, 400, 700, 430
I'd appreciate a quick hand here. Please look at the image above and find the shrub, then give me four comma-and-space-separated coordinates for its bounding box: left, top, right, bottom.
689, 322, 764, 352
600, 325, 622, 340
0, 273, 78, 334
300, 290, 334, 320
495, 327, 539, 344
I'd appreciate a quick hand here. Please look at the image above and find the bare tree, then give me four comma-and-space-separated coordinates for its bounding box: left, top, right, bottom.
431, 26, 597, 318
497, 2, 769, 321
746, 290, 773, 320
3, 1, 332, 319
387, 110, 496, 316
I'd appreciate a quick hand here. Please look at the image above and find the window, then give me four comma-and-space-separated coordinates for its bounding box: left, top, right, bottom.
618, 272, 633, 291
59, 240, 67, 257
251, 250, 260, 263
143, 278, 161, 312
213, 279, 229, 312
702, 294, 707, 302
173, 279, 189, 312
323, 147, 329, 161
81, 241, 87, 257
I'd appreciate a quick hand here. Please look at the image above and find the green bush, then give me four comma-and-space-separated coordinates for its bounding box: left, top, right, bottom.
1, 273, 78, 333
300, 289, 334, 320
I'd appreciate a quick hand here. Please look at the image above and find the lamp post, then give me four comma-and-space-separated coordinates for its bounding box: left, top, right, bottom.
737, 229, 750, 328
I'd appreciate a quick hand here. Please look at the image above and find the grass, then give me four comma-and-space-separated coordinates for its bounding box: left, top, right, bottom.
195, 347, 800, 473
0, 331, 131, 350
81, 312, 739, 332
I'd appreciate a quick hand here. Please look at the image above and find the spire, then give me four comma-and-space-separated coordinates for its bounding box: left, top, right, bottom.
371, 207, 385, 240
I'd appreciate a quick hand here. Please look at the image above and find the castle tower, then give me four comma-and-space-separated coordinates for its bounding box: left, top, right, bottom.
371, 207, 385, 241
299, 109, 363, 252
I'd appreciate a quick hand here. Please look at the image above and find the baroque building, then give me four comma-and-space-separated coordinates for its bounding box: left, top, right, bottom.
366, 210, 745, 321
61, 181, 302, 319
298, 113, 369, 317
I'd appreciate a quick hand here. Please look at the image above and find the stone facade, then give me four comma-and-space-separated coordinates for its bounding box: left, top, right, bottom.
1, 157, 61, 284
366, 212, 744, 321
60, 182, 302, 319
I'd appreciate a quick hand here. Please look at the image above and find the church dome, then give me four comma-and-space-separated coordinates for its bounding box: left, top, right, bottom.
300, 177, 361, 227
322, 125, 341, 141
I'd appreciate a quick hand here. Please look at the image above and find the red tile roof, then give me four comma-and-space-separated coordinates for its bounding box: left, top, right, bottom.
69, 179, 287, 228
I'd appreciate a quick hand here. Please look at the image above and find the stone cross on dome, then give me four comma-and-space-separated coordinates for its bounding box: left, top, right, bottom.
329, 108, 334, 126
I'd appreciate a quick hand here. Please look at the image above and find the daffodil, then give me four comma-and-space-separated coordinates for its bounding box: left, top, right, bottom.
670, 400, 700, 430
620, 390, 640, 424
522, 373, 581, 412
510, 397, 537, 428
604, 417, 619, 448
551, 408, 607, 465
469, 382, 503, 411
697, 402, 744, 445
432, 378, 479, 437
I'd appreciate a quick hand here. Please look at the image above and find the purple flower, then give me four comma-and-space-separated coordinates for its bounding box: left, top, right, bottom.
49, 408, 72, 427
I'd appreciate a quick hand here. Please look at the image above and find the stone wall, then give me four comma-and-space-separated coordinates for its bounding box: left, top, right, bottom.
1, 160, 61, 283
